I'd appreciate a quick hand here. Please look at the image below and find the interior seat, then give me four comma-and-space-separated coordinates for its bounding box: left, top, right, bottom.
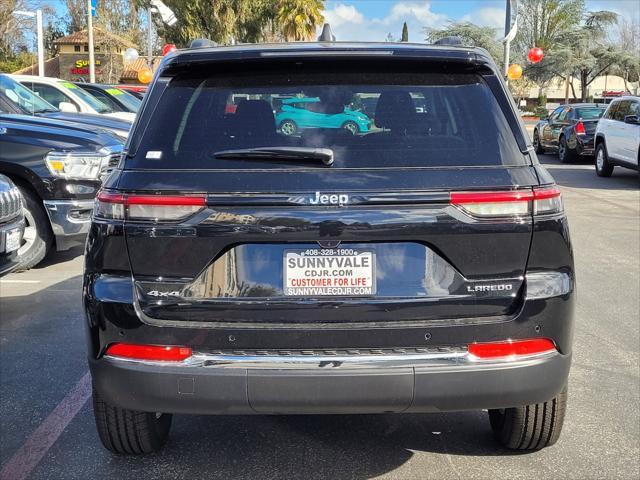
228, 100, 278, 146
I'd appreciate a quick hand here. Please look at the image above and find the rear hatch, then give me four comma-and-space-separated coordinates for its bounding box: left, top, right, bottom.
113, 55, 539, 326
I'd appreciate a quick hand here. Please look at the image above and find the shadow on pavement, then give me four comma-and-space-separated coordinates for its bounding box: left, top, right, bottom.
538, 154, 639, 191
31, 245, 85, 270
95, 411, 523, 480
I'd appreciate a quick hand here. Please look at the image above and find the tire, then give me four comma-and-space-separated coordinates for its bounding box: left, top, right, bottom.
279, 119, 298, 136
595, 142, 614, 177
92, 383, 172, 454
533, 130, 544, 154
15, 186, 53, 271
558, 136, 577, 163
342, 121, 360, 135
488, 385, 568, 451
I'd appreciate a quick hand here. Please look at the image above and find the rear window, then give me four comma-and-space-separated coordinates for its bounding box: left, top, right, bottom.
128, 71, 524, 170
574, 107, 605, 120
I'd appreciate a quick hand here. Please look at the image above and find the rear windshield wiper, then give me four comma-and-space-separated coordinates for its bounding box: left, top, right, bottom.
213, 147, 334, 166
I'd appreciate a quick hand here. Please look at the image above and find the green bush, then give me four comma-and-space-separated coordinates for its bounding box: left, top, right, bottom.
534, 106, 548, 118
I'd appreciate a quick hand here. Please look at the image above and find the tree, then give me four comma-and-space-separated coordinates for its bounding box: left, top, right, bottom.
401, 22, 408, 42
43, 17, 66, 58
425, 22, 503, 67
276, 0, 324, 42
139, 0, 279, 46
550, 10, 624, 100
514, 0, 585, 52
65, 0, 87, 33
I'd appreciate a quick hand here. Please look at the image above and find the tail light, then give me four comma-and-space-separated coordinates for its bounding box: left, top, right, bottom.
105, 343, 193, 362
94, 191, 206, 221
575, 121, 586, 135
468, 338, 556, 360
451, 186, 562, 218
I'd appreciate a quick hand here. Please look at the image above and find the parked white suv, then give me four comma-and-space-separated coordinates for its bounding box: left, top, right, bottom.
11, 75, 135, 122
594, 96, 640, 177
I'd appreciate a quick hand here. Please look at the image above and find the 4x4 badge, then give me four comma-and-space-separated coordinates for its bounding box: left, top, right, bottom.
146, 290, 181, 297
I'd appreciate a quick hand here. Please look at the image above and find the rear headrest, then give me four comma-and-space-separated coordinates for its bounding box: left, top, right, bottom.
233, 100, 276, 139
374, 91, 417, 130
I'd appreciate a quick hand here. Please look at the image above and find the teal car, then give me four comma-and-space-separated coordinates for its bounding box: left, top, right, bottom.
276, 97, 371, 135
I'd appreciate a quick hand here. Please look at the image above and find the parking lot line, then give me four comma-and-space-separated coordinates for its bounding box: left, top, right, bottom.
0, 280, 41, 284
0, 372, 91, 480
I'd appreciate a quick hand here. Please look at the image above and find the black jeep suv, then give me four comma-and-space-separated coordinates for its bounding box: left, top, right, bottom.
84, 42, 575, 454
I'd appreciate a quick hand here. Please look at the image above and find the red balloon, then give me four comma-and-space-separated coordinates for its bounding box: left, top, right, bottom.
528, 47, 544, 64
162, 43, 177, 56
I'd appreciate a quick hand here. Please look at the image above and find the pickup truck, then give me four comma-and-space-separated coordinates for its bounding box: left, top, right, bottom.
0, 114, 122, 269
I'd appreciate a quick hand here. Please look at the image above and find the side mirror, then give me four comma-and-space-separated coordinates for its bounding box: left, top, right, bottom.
624, 115, 640, 125
58, 102, 78, 113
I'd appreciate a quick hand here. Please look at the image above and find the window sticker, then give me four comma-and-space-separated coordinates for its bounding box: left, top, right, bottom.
61, 82, 78, 89
146, 151, 163, 159
106, 88, 124, 96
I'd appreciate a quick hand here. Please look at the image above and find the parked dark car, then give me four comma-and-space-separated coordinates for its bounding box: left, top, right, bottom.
85, 42, 574, 455
116, 85, 147, 100
75, 83, 141, 114
0, 114, 122, 270
0, 74, 131, 140
0, 174, 25, 276
533, 103, 606, 162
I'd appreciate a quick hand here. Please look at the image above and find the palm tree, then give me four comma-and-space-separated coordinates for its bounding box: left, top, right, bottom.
276, 0, 324, 42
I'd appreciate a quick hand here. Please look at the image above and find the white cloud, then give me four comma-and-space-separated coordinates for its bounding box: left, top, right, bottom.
386, 2, 447, 27
461, 7, 505, 29
323, 3, 365, 29
320, 1, 447, 42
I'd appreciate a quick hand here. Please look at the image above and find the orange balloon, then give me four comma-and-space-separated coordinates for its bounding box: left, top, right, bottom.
507, 63, 523, 81
138, 67, 153, 84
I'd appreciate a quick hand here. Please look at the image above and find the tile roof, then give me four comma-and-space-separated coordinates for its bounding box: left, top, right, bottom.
13, 56, 60, 77
53, 28, 137, 49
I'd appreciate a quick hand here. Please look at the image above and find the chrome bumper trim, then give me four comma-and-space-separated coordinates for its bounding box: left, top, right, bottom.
43, 199, 93, 249
104, 350, 558, 370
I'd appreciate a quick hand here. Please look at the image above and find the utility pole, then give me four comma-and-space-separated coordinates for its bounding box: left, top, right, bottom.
87, 0, 96, 82
35, 10, 44, 77
14, 10, 45, 77
503, 0, 511, 79
147, 7, 153, 68
502, 0, 518, 85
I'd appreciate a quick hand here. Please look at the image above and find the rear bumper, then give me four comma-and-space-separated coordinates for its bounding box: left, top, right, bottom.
576, 135, 595, 156
90, 350, 571, 415
43, 199, 93, 251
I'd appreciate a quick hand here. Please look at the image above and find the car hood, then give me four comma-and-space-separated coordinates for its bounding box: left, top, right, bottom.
0, 113, 124, 152
42, 111, 132, 133
105, 111, 136, 122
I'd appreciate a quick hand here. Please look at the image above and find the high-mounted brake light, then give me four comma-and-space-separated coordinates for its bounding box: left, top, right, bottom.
94, 191, 206, 221
575, 121, 586, 135
451, 187, 562, 217
468, 338, 556, 360
105, 343, 193, 362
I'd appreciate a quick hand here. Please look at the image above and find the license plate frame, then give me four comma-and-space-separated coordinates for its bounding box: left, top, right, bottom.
283, 248, 376, 297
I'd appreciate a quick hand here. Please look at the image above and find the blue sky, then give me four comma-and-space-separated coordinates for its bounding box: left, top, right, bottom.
27, 0, 640, 44
322, 0, 640, 42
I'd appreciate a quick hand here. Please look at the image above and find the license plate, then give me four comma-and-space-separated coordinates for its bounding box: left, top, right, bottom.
284, 248, 376, 296
5, 228, 21, 253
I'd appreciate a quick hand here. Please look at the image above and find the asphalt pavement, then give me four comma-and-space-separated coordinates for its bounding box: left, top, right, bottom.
0, 154, 638, 480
